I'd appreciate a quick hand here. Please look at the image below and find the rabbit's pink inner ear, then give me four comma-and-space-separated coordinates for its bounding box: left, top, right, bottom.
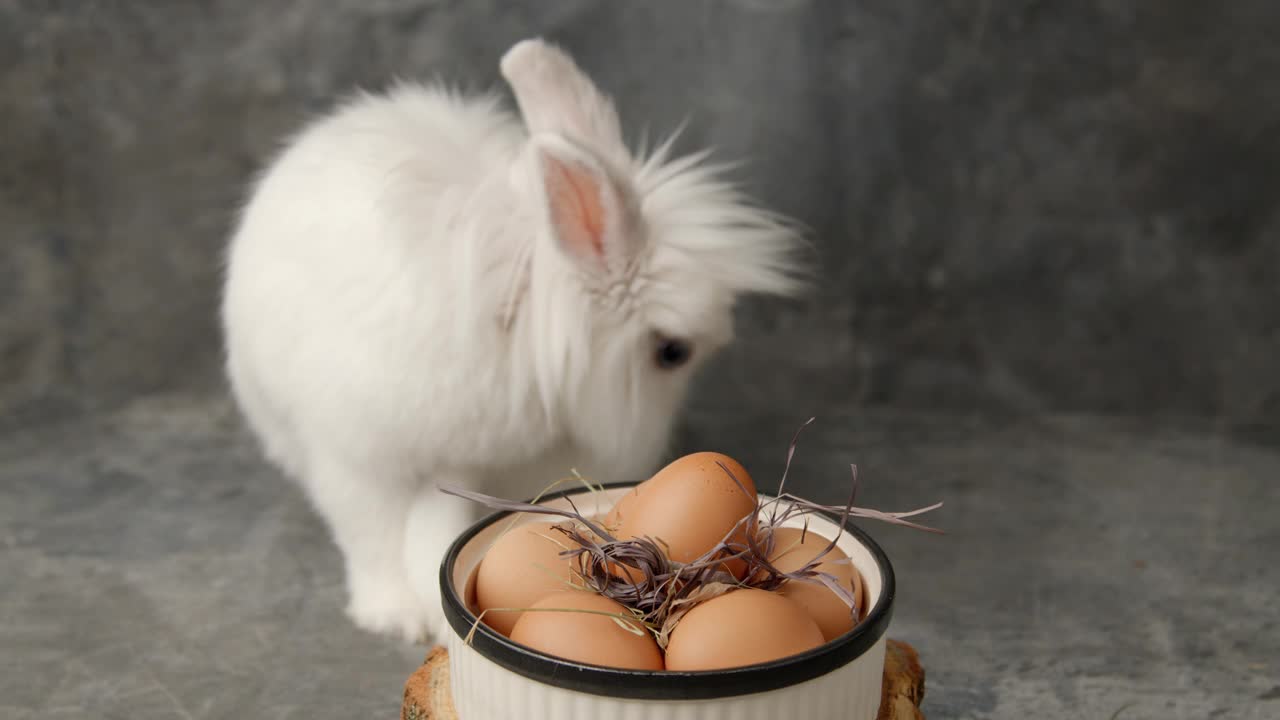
540, 150, 614, 269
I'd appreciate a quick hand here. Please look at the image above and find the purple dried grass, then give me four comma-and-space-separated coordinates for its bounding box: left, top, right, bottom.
440, 417, 942, 647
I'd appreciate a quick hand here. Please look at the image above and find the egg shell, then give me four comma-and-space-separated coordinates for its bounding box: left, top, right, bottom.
509, 591, 664, 670
610, 452, 758, 579
664, 588, 825, 671
768, 527, 862, 641
474, 520, 581, 636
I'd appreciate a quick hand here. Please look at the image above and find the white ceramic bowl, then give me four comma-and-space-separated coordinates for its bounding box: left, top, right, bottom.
440, 483, 896, 720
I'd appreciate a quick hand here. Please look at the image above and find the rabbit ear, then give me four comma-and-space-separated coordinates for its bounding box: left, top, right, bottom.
529, 134, 639, 275
500, 38, 628, 163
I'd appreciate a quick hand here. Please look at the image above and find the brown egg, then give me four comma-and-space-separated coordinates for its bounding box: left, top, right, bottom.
610, 452, 758, 579
474, 521, 580, 636
601, 497, 626, 535
509, 591, 663, 670
664, 588, 824, 671
769, 527, 862, 641
856, 567, 867, 620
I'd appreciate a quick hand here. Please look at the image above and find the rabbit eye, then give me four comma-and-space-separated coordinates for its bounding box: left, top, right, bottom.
654, 337, 693, 370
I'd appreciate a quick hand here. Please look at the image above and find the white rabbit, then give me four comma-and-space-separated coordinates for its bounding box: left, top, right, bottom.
220, 38, 804, 643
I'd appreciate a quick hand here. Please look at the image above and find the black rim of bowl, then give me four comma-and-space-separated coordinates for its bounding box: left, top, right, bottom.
439, 481, 896, 700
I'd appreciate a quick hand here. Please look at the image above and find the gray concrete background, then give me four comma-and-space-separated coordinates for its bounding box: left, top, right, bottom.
3, 0, 1279, 423
3, 2, 1279, 719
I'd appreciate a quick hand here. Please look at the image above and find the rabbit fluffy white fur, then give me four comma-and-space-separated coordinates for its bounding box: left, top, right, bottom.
220, 38, 803, 643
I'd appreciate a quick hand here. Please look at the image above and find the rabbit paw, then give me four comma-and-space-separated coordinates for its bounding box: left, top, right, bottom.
345, 574, 439, 644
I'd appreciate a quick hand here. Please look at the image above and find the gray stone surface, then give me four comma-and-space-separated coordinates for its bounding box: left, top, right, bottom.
3, 395, 1277, 719
3, 1, 1280, 423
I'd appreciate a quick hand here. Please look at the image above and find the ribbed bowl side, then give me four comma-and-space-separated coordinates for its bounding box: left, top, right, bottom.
448, 633, 887, 720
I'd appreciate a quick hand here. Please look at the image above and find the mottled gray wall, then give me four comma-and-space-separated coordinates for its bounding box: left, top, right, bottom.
3, 0, 1279, 425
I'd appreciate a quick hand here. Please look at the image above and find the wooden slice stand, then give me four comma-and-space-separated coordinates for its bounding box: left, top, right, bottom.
402, 638, 926, 719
